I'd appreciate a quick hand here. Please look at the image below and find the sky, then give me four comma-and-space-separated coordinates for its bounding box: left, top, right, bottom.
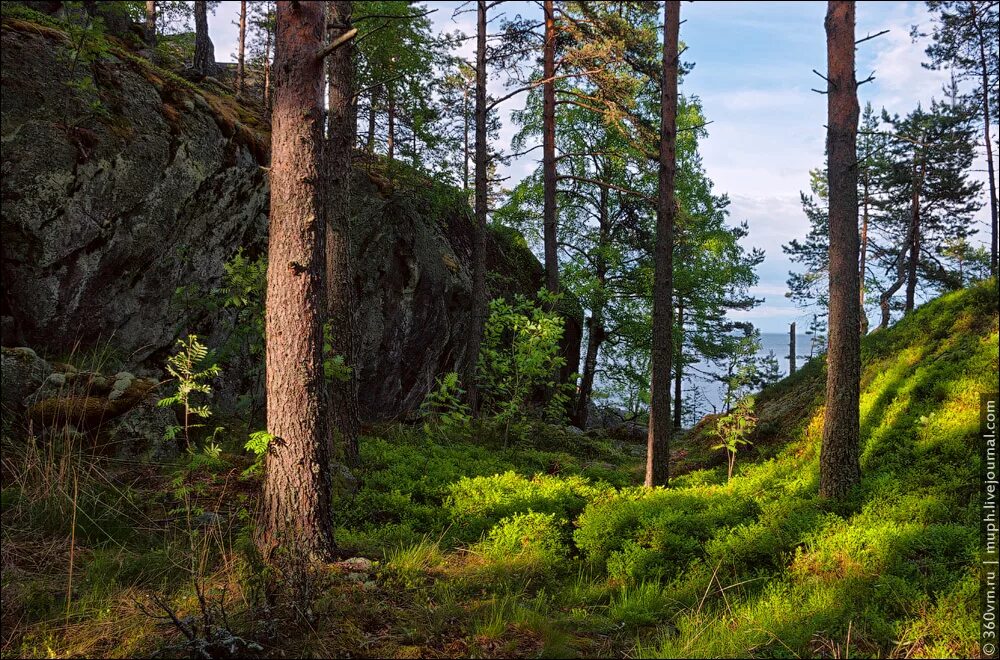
205, 1, 993, 333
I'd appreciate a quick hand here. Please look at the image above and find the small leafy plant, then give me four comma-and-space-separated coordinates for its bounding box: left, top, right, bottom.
477, 289, 572, 444
243, 430, 275, 477
419, 372, 471, 442
713, 396, 757, 481
157, 335, 222, 449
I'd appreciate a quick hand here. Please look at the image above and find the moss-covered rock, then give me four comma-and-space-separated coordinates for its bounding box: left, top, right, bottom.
0, 15, 579, 423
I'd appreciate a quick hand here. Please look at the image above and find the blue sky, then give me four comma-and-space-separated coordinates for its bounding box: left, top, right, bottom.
206, 1, 992, 333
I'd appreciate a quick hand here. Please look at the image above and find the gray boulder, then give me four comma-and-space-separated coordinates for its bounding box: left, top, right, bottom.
1, 347, 52, 417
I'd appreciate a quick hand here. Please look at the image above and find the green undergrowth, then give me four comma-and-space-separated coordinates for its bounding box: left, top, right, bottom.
1, 281, 995, 658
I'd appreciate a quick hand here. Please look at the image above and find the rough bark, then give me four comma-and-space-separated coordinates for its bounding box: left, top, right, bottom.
819, 0, 861, 501
325, 0, 360, 468
261, 0, 334, 560
464, 0, 488, 414
542, 0, 559, 296
193, 0, 216, 78
645, 0, 679, 488
237, 0, 246, 96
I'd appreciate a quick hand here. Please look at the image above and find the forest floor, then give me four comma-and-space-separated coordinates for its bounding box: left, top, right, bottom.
1, 280, 997, 659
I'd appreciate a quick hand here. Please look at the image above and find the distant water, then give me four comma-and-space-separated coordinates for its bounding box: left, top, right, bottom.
680, 333, 815, 421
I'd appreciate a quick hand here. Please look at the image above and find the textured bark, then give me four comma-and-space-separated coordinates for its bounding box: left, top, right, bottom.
325, 0, 360, 468
542, 0, 558, 296
261, 0, 334, 560
464, 0, 488, 414
144, 1, 156, 46
237, 0, 246, 96
645, 0, 679, 488
193, 1, 216, 78
819, 0, 861, 501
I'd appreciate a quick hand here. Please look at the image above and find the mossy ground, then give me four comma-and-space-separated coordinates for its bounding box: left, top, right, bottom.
3, 280, 994, 658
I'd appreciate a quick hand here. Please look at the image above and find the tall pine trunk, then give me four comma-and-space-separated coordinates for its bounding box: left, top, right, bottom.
463, 0, 489, 414
542, 0, 558, 296
237, 0, 247, 96
325, 0, 360, 468
819, 0, 861, 500
645, 0, 680, 488
260, 0, 334, 559
193, 0, 215, 77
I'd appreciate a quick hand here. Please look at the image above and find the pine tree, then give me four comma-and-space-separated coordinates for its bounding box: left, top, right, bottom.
819, 0, 861, 501
918, 0, 999, 276
261, 0, 334, 560
193, 0, 216, 78
646, 0, 680, 488
877, 98, 983, 324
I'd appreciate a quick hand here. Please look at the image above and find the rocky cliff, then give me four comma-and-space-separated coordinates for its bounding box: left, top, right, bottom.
0, 14, 580, 422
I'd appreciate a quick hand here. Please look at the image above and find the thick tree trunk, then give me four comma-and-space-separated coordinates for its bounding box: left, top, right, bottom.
673, 299, 683, 430
193, 0, 216, 77
325, 0, 360, 468
542, 0, 559, 296
819, 0, 861, 501
145, 1, 156, 46
237, 0, 247, 96
645, 0, 679, 488
464, 0, 489, 414
261, 0, 334, 560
